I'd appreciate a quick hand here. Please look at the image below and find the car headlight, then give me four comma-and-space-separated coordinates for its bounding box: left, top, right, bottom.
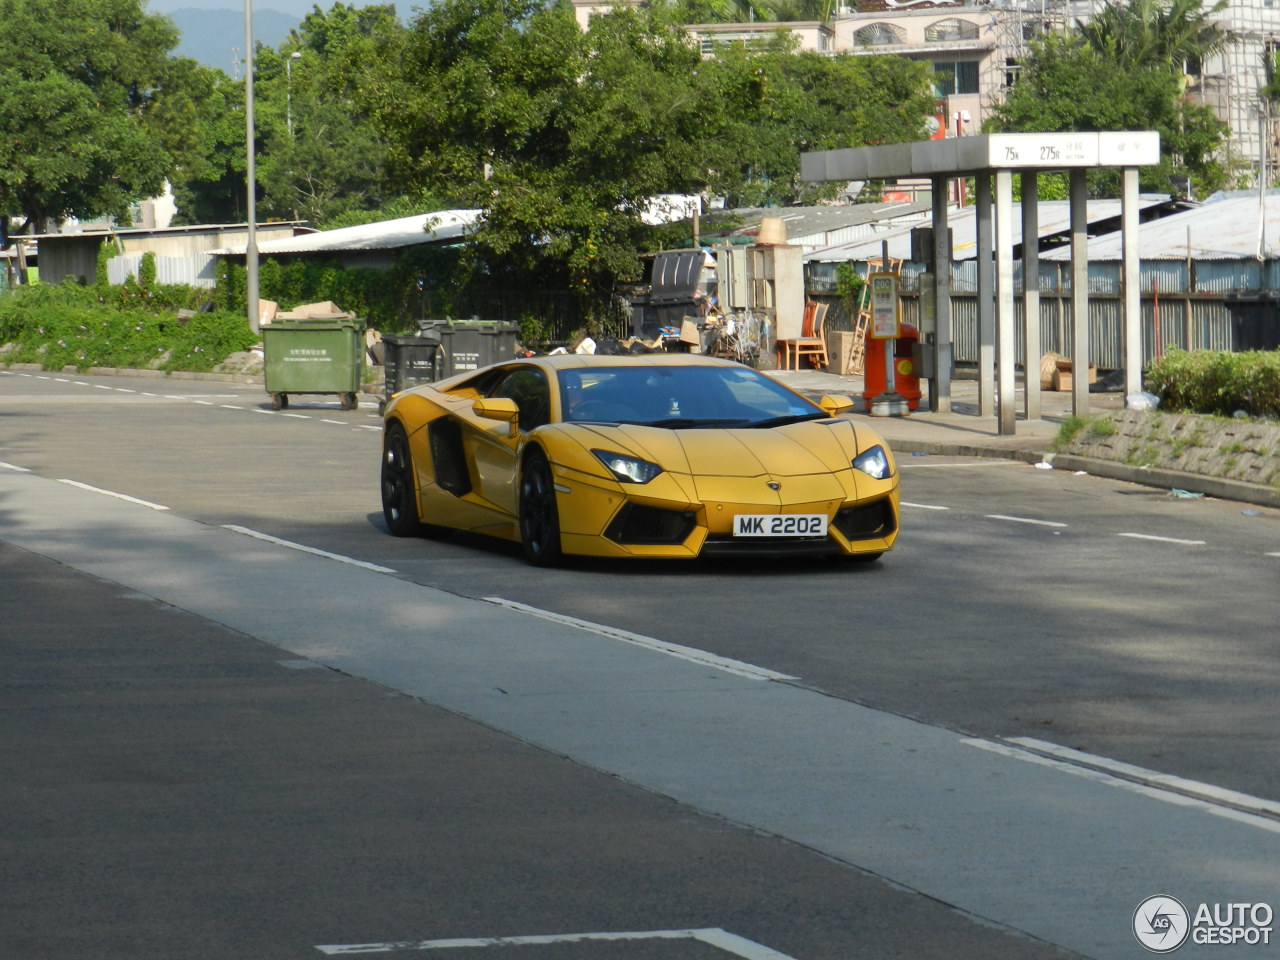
853, 445, 892, 480
593, 450, 663, 484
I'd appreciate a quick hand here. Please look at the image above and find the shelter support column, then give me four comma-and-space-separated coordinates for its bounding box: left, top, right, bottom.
995, 169, 1016, 436
1021, 173, 1041, 422
1122, 166, 1142, 397
1069, 167, 1090, 416
976, 174, 995, 417
930, 177, 953, 413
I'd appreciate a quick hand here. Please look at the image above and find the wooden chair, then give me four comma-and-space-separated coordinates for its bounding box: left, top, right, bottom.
777, 302, 829, 370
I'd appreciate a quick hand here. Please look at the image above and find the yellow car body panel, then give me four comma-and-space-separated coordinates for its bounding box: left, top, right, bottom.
382, 353, 900, 562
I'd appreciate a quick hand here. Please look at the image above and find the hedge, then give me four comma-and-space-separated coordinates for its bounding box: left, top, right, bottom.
1145, 349, 1280, 419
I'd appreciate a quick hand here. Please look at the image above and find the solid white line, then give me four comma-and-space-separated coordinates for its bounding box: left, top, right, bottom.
1117, 532, 1205, 546
964, 738, 1280, 835
1007, 737, 1280, 820
986, 514, 1068, 528
0, 461, 31, 472
484, 597, 797, 682
901, 501, 949, 510
315, 928, 797, 958
56, 479, 170, 511
222, 525, 397, 574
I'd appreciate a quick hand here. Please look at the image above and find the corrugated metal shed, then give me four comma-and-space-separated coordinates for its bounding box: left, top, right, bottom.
210, 210, 482, 256
1039, 191, 1280, 261
804, 199, 1172, 263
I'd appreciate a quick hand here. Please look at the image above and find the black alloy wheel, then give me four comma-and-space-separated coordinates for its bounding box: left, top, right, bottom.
381, 422, 422, 537
519, 447, 562, 566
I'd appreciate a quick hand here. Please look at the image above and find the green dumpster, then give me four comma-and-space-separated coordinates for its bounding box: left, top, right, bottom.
263, 317, 367, 410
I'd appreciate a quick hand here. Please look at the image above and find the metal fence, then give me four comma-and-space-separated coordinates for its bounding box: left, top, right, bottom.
807, 258, 1280, 369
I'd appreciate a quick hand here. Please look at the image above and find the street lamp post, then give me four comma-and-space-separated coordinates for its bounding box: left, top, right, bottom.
244, 0, 258, 334
287, 50, 301, 141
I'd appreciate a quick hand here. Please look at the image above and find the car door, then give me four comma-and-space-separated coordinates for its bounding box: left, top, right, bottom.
466, 366, 552, 520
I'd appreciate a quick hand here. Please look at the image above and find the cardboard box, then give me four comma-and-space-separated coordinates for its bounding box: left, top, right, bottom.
1053, 359, 1096, 391
834, 331, 862, 376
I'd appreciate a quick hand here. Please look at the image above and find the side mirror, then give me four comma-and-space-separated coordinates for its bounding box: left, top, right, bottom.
474, 397, 520, 437
818, 394, 855, 416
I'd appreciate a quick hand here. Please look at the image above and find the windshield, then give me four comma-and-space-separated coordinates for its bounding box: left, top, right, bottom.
559, 364, 825, 428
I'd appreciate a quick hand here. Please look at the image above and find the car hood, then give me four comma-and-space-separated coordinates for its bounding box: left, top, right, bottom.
569, 418, 862, 478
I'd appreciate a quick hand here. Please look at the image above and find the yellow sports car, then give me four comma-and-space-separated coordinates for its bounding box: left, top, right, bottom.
380, 353, 898, 564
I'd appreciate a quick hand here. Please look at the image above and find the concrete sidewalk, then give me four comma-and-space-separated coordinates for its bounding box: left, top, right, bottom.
769, 367, 1280, 509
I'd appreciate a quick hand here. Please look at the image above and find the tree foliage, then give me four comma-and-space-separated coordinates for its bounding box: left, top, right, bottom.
0, 0, 192, 231
363, 0, 934, 315
991, 0, 1233, 197
254, 3, 401, 225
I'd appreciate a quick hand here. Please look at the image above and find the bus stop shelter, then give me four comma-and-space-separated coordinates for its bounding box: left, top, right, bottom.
800, 132, 1160, 435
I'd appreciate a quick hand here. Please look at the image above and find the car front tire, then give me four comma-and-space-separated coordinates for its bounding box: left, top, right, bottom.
381, 422, 423, 537
519, 447, 562, 566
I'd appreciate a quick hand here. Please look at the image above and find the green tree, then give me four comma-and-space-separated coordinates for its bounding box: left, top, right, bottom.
991, 15, 1231, 197
164, 63, 250, 225
1075, 0, 1231, 72
0, 0, 187, 231
368, 0, 934, 314
701, 37, 935, 205
255, 4, 403, 225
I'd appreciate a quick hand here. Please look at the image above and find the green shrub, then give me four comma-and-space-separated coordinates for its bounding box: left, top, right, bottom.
1146, 349, 1280, 418
0, 281, 254, 372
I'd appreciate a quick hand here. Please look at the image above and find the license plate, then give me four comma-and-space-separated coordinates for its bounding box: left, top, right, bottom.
733, 514, 828, 538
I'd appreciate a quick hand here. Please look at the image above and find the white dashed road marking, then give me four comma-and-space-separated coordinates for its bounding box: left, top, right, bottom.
315, 927, 798, 958
985, 513, 1068, 528
485, 597, 798, 682
55, 479, 169, 511
222, 525, 397, 574
1117, 532, 1206, 546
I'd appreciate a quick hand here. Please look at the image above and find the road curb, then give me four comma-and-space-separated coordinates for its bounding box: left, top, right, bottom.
891, 434, 1280, 509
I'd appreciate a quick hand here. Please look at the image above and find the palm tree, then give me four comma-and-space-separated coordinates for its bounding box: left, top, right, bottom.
1075, 0, 1233, 73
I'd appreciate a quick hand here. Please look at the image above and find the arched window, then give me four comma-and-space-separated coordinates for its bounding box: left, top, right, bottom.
925, 18, 979, 42
855, 23, 904, 46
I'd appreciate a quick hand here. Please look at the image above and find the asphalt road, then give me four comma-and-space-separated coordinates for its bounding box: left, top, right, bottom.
3, 368, 1279, 960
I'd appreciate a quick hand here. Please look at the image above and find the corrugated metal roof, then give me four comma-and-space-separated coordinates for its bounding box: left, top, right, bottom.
805, 198, 1172, 263
1040, 192, 1280, 261
702, 202, 934, 248
211, 210, 482, 256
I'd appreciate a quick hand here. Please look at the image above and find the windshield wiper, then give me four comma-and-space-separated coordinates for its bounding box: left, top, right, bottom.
636, 418, 753, 429
748, 412, 828, 429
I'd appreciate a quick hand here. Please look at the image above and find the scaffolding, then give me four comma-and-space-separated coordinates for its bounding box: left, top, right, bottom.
982, 0, 1278, 189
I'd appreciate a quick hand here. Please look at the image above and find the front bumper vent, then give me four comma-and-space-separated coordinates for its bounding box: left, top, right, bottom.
833, 498, 896, 541
605, 504, 697, 546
